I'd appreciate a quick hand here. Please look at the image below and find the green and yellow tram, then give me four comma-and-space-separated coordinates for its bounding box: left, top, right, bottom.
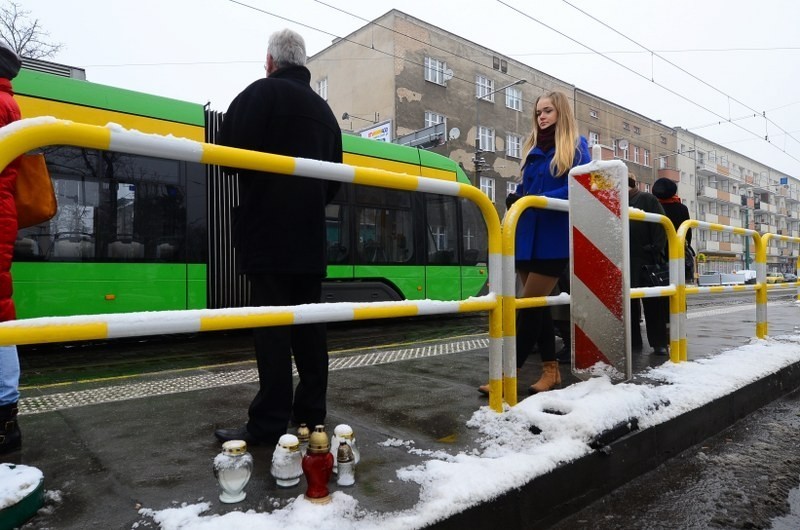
12, 68, 489, 319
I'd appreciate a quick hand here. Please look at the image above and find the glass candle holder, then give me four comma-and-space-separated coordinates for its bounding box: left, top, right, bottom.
336, 440, 355, 487
296, 423, 310, 456
302, 425, 334, 504
213, 440, 253, 504
331, 424, 360, 473
271, 434, 302, 488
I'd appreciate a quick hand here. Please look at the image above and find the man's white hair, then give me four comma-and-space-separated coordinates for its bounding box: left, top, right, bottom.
268, 29, 307, 68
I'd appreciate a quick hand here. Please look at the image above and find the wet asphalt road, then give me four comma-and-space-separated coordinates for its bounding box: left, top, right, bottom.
550, 387, 800, 530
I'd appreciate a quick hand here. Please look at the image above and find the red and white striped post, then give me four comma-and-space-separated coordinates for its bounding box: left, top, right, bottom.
568, 146, 631, 381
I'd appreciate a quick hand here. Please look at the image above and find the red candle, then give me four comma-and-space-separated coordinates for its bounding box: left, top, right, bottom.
302, 425, 334, 504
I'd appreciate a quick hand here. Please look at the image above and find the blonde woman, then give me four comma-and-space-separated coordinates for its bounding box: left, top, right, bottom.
480, 91, 590, 395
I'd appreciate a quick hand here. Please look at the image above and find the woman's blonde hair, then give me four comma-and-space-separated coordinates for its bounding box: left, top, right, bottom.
522, 91, 580, 177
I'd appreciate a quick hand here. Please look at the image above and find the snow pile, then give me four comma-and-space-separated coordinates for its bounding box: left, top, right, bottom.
0, 463, 43, 510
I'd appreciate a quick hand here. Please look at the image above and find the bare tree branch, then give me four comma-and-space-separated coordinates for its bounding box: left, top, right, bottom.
0, 1, 62, 59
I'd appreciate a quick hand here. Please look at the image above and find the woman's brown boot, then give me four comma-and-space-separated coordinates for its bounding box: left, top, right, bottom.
528, 361, 562, 394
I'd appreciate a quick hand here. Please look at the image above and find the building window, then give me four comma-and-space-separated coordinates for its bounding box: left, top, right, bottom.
660, 135, 667, 145
480, 176, 496, 202
506, 134, 522, 158
476, 75, 495, 101
612, 139, 618, 157
588, 131, 599, 146
589, 109, 598, 119
659, 155, 667, 169
633, 126, 641, 135
643, 149, 650, 167
506, 86, 522, 111
477, 126, 495, 152
424, 56, 447, 85
317, 78, 328, 100
622, 144, 629, 160
623, 122, 630, 131
634, 146, 640, 164
424, 111, 445, 127
507, 181, 517, 196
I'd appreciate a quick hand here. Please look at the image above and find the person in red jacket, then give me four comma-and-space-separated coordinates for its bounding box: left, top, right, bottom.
0, 41, 22, 454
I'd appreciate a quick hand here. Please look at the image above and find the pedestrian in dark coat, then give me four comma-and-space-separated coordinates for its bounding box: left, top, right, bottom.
0, 40, 22, 454
653, 177, 694, 282
215, 28, 342, 447
629, 176, 669, 355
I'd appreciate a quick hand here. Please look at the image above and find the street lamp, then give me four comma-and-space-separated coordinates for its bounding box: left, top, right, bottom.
341, 112, 379, 130
473, 79, 526, 186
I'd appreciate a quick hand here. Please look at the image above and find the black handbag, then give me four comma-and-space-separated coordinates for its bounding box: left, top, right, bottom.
642, 262, 670, 287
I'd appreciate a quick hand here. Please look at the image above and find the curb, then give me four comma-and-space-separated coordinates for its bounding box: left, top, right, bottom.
433, 361, 800, 529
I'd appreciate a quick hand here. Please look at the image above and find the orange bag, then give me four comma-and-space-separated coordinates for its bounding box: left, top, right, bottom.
14, 153, 57, 229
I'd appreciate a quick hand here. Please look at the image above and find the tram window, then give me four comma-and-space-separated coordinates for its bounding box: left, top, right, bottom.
326, 202, 350, 264
14, 146, 189, 263
426, 195, 458, 265
460, 199, 489, 265
355, 185, 411, 208
356, 207, 413, 264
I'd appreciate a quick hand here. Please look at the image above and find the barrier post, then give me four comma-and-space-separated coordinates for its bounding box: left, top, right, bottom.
755, 233, 768, 338
568, 146, 631, 380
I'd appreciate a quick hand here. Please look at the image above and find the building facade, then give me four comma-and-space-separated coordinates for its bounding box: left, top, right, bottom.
308, 9, 800, 276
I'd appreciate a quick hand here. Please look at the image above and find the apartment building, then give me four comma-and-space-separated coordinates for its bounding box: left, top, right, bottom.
309, 10, 680, 209
307, 9, 800, 273
676, 128, 800, 273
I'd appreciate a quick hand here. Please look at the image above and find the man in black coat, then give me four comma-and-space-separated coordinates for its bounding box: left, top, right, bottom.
215, 28, 342, 446
629, 176, 669, 355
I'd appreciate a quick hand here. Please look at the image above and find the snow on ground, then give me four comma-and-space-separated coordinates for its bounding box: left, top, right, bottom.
121, 335, 800, 530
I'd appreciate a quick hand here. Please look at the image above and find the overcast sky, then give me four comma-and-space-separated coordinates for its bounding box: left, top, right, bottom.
20, 0, 800, 177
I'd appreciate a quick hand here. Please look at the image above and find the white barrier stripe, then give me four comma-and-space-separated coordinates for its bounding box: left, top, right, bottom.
632, 286, 677, 298
293, 157, 356, 183
488, 252, 503, 291
108, 127, 204, 163
108, 319, 201, 339
572, 276, 621, 346
415, 178, 462, 196
501, 254, 516, 298
544, 196, 569, 212
416, 301, 461, 315
572, 184, 624, 259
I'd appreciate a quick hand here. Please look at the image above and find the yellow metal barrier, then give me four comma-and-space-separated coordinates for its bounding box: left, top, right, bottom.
0, 119, 508, 411
676, 220, 763, 355
761, 232, 800, 334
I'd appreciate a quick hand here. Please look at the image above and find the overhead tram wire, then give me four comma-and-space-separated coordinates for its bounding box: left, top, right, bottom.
495, 0, 800, 168
307, 0, 732, 148
226, 0, 538, 107
222, 0, 798, 171
559, 0, 800, 151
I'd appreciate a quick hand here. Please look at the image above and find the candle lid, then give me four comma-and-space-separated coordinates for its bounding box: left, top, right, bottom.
334, 424, 354, 439
308, 425, 330, 453
278, 434, 300, 451
221, 439, 248, 456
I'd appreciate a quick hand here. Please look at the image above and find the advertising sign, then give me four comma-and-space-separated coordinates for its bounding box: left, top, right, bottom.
359, 120, 392, 142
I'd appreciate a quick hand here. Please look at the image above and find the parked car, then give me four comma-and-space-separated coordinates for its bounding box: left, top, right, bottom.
734, 270, 757, 284
783, 272, 798, 282
766, 272, 785, 284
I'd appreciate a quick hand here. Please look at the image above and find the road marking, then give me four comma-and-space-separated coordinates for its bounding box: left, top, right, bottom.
19, 338, 489, 415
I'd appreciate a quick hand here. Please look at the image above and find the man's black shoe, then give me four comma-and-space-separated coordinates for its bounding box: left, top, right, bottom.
652, 346, 669, 356
214, 426, 264, 446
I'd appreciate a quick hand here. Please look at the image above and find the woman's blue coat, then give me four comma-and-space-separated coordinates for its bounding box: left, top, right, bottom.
514, 136, 591, 260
